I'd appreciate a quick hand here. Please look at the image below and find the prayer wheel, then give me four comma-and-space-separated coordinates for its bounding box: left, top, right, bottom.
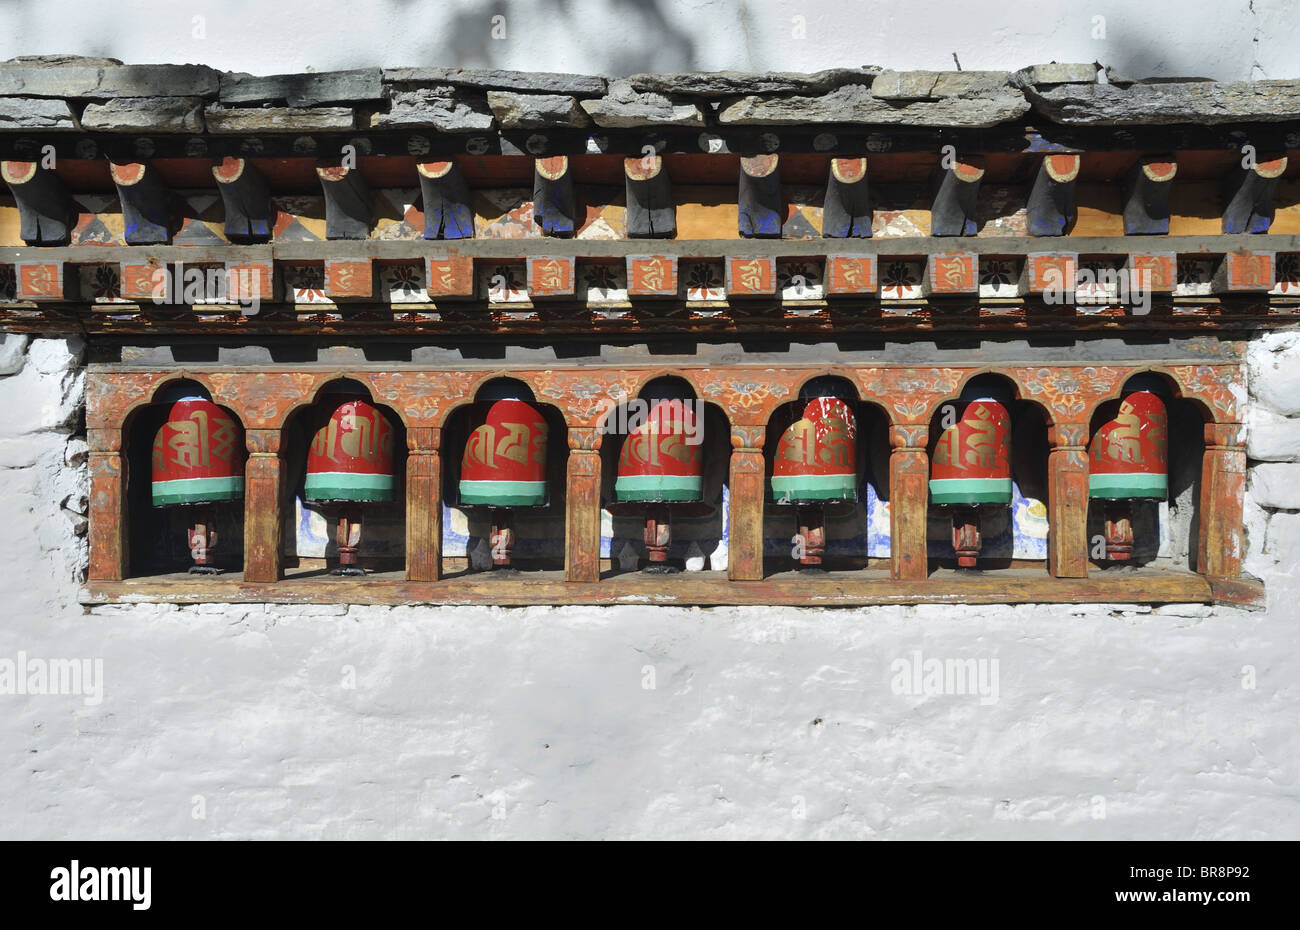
770, 385, 858, 569
151, 392, 244, 573
614, 395, 703, 572
459, 395, 549, 570
1089, 387, 1168, 562
304, 392, 396, 575
930, 392, 1013, 568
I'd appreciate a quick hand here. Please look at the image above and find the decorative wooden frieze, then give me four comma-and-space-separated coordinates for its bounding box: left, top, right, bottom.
725, 256, 776, 296
109, 161, 174, 245
1213, 250, 1275, 292
624, 155, 675, 239
738, 154, 782, 238
315, 162, 372, 240
324, 258, 373, 299
1026, 154, 1079, 237
226, 260, 274, 303
533, 156, 575, 237
923, 252, 978, 296
1126, 252, 1176, 293
1, 160, 73, 246
824, 255, 877, 295
626, 255, 678, 296
1122, 155, 1177, 235
211, 157, 272, 241
14, 260, 66, 300
931, 156, 984, 237
526, 256, 576, 296
823, 157, 871, 239
1021, 252, 1079, 294
416, 160, 474, 240
1222, 154, 1287, 235
424, 256, 475, 298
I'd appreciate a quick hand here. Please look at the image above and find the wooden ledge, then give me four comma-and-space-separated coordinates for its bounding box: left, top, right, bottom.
80, 566, 1242, 609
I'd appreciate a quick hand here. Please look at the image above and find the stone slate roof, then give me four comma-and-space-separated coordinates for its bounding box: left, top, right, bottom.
1, 55, 1299, 133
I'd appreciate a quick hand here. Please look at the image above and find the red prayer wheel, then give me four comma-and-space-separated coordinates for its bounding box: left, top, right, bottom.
1089, 388, 1169, 562
930, 394, 1013, 568
615, 397, 704, 572
771, 393, 858, 569
151, 394, 245, 573
305, 395, 396, 575
459, 397, 549, 570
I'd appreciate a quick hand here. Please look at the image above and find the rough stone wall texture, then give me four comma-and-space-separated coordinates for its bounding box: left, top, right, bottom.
1, 336, 1298, 839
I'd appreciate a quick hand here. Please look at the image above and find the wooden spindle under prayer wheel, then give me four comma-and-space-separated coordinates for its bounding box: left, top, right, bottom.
1089, 388, 1168, 562
459, 396, 549, 572
929, 394, 1013, 570
770, 392, 858, 571
151, 394, 245, 574
305, 394, 396, 576
614, 399, 704, 574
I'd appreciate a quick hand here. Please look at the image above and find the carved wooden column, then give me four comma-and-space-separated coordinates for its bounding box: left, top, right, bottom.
243, 428, 283, 583
729, 425, 766, 581
565, 427, 601, 582
406, 427, 442, 582
889, 424, 929, 581
1198, 422, 1246, 579
88, 427, 128, 581
1048, 422, 1090, 578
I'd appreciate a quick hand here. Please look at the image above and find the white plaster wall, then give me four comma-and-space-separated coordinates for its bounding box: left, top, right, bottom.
0, 335, 1298, 839
0, 0, 1297, 81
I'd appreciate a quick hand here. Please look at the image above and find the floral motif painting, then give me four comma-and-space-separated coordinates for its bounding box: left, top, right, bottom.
382, 262, 430, 303
1175, 258, 1214, 297
478, 262, 529, 303
879, 260, 923, 299
682, 261, 726, 302
979, 258, 1019, 299
282, 264, 329, 304
577, 262, 628, 304
1269, 253, 1300, 296
777, 260, 824, 300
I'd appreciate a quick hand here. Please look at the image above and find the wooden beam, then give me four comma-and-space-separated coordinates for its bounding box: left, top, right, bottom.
533, 155, 575, 237
889, 425, 929, 580
211, 157, 272, 241
624, 155, 675, 238
243, 428, 283, 583
1026, 154, 1079, 237
1, 160, 72, 245
109, 161, 174, 245
1122, 155, 1177, 235
1048, 423, 1089, 578
931, 156, 984, 237
738, 154, 782, 238
728, 425, 766, 581
1198, 422, 1245, 579
565, 428, 601, 582
416, 160, 475, 240
315, 162, 372, 240
87, 428, 128, 582
406, 427, 442, 581
1222, 154, 1287, 234
822, 157, 871, 238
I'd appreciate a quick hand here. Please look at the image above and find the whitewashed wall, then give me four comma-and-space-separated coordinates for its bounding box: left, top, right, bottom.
0, 334, 1298, 839
0, 0, 1297, 82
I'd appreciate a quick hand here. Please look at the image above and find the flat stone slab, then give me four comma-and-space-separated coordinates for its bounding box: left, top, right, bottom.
205, 105, 355, 133
1025, 80, 1300, 124
370, 85, 495, 132
80, 96, 205, 133
624, 67, 878, 96
486, 91, 590, 129
219, 69, 384, 107
0, 63, 218, 99
719, 82, 1029, 128
382, 68, 606, 96
580, 80, 707, 128
0, 96, 78, 130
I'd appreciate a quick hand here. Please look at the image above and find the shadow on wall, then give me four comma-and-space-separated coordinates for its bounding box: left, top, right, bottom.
399, 0, 699, 73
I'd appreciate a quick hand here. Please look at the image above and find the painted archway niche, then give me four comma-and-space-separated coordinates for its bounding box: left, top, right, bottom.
280, 378, 408, 577
924, 373, 1052, 573
599, 375, 731, 575
440, 377, 568, 575
761, 375, 892, 576
123, 377, 248, 578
